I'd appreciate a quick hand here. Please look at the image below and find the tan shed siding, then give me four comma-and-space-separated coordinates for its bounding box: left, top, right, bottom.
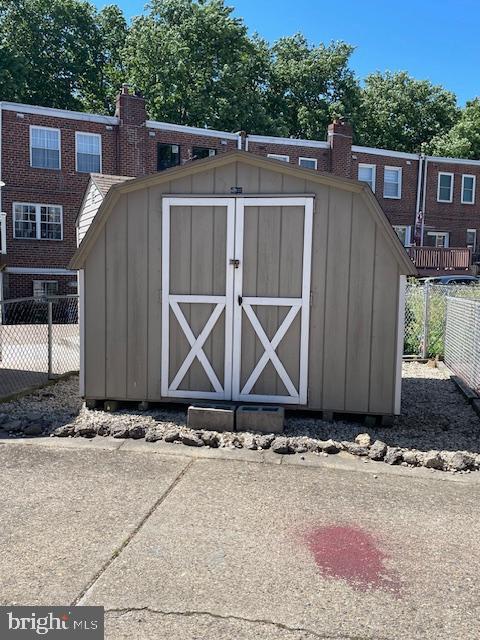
105, 195, 128, 398
306, 183, 330, 409
84, 226, 106, 398
345, 194, 376, 412
321, 189, 353, 411
147, 183, 168, 398
368, 228, 399, 413
126, 189, 149, 399
78, 183, 102, 244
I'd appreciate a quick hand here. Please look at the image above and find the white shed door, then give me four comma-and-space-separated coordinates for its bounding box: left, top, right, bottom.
161, 196, 313, 404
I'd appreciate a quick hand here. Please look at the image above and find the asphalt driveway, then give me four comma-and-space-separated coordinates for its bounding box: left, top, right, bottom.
0, 437, 479, 640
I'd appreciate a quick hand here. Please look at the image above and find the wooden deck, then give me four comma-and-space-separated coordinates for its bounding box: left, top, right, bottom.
406, 246, 471, 274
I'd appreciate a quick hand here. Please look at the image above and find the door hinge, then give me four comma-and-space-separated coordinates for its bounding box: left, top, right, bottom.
229, 258, 240, 268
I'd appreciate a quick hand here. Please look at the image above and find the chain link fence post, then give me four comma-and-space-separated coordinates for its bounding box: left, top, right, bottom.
421, 281, 430, 359
47, 299, 53, 379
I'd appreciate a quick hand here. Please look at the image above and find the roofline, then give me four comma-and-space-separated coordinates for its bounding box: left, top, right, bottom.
146, 120, 239, 140
426, 155, 480, 167
70, 150, 416, 276
352, 145, 419, 161
0, 101, 118, 125
247, 134, 329, 149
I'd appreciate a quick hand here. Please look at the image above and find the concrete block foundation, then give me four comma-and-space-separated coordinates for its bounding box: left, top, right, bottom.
236, 405, 284, 434
187, 405, 236, 432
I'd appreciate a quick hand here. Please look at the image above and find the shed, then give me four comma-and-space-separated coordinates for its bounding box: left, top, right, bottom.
71, 151, 416, 416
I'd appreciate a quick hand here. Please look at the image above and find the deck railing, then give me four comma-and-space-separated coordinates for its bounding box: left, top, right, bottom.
406, 246, 471, 271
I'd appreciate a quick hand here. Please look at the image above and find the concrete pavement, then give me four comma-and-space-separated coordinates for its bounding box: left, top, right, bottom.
0, 436, 479, 639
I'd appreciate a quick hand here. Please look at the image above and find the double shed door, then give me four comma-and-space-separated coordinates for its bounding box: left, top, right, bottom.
161, 196, 313, 404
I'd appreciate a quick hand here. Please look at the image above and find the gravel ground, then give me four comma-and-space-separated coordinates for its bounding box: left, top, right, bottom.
1, 362, 480, 472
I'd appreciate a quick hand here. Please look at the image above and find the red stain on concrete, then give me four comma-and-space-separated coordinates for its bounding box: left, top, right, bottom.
303, 525, 400, 593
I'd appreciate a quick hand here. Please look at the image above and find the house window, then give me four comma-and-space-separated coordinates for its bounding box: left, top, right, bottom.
462, 174, 476, 204
467, 229, 477, 252
76, 132, 102, 173
192, 147, 217, 160
393, 225, 411, 246
157, 143, 181, 171
13, 203, 63, 240
437, 172, 454, 203
30, 126, 60, 169
426, 231, 449, 248
267, 154, 289, 162
299, 157, 317, 170
33, 280, 58, 299
383, 166, 402, 199
358, 164, 376, 192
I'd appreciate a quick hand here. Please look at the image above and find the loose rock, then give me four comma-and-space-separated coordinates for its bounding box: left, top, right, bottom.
355, 433, 371, 447
256, 434, 274, 449
145, 428, 162, 443
368, 440, 388, 461
111, 425, 129, 439
271, 437, 292, 454
319, 439, 340, 454
201, 431, 219, 448
53, 424, 75, 438
181, 432, 204, 447
129, 425, 146, 440
423, 451, 444, 470
164, 428, 180, 443
343, 441, 369, 456
384, 447, 403, 465
402, 450, 419, 466
74, 423, 96, 438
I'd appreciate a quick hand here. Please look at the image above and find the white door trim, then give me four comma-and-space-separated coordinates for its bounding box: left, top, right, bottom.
161, 197, 235, 399
232, 196, 313, 404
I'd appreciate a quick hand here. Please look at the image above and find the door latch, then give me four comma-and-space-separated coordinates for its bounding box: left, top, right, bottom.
238, 295, 243, 306
229, 258, 240, 268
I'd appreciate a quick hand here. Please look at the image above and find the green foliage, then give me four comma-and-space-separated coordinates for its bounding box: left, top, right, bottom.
265, 35, 361, 138
124, 0, 272, 131
356, 71, 459, 152
426, 98, 480, 159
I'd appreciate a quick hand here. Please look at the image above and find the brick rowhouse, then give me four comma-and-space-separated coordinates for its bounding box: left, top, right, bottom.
1, 84, 479, 298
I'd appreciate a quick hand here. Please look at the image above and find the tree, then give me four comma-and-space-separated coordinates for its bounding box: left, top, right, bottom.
427, 98, 480, 159
265, 35, 361, 139
124, 0, 272, 132
0, 0, 103, 110
81, 4, 128, 114
356, 71, 459, 152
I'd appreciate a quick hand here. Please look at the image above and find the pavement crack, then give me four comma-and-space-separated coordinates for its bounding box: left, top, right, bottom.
105, 606, 384, 640
71, 458, 195, 606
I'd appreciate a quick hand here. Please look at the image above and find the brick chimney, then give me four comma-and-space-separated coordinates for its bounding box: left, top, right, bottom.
115, 84, 147, 177
328, 119, 353, 178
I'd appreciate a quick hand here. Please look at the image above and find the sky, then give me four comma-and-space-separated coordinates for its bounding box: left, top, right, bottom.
93, 0, 480, 105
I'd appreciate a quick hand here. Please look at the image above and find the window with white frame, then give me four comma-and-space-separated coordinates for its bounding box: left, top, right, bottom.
13, 203, 63, 240
358, 164, 376, 192
299, 157, 317, 169
467, 229, 477, 252
30, 126, 60, 169
383, 166, 402, 199
76, 132, 102, 173
462, 174, 476, 204
426, 231, 449, 248
437, 172, 454, 202
33, 280, 58, 299
393, 225, 411, 246
267, 154, 289, 162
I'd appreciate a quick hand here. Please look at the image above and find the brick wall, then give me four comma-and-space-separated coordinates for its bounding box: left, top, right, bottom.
247, 140, 330, 171
351, 151, 420, 231
423, 160, 480, 247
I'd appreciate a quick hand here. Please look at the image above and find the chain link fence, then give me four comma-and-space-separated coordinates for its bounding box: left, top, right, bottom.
444, 297, 480, 393
0, 295, 79, 398
404, 283, 480, 357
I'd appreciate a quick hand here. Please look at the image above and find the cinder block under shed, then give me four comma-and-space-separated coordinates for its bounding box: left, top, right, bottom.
236, 405, 284, 434
187, 404, 236, 432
